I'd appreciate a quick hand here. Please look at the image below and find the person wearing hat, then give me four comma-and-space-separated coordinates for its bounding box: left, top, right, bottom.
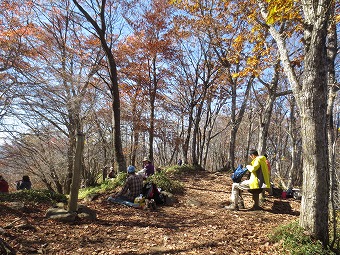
142, 157, 154, 177
108, 165, 144, 203
108, 166, 116, 179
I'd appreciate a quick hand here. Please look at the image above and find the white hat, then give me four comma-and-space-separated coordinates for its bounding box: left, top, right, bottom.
143, 157, 150, 162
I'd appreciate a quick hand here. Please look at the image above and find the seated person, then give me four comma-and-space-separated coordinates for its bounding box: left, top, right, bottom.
0, 175, 9, 193
16, 175, 32, 190
108, 165, 144, 203
142, 157, 155, 177
108, 167, 115, 179
225, 149, 270, 211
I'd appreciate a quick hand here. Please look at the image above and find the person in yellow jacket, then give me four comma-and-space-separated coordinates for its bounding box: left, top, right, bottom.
225, 149, 270, 211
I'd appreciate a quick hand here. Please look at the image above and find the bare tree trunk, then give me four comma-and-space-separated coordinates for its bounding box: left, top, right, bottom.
72, 0, 126, 173
287, 97, 301, 188
131, 129, 139, 167
191, 100, 204, 167
326, 4, 339, 248
229, 78, 252, 169
111, 105, 125, 173
244, 111, 254, 165
257, 63, 281, 155
258, 0, 331, 244
148, 96, 155, 162
200, 98, 215, 169
68, 133, 84, 212
299, 83, 329, 244
298, 2, 330, 244
182, 106, 194, 165
50, 165, 63, 194
94, 113, 111, 170
147, 57, 158, 162
64, 133, 76, 194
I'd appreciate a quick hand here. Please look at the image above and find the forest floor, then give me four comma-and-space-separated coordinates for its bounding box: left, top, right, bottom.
0, 170, 301, 255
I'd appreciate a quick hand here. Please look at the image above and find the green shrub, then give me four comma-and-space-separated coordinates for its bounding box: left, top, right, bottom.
147, 171, 184, 194
78, 169, 185, 199
270, 220, 335, 255
164, 164, 202, 176
0, 190, 67, 204
78, 172, 128, 199
329, 210, 340, 252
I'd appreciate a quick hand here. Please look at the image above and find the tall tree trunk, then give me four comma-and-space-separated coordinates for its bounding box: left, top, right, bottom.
191, 99, 205, 167
298, 1, 330, 244
257, 63, 280, 155
148, 104, 155, 163
94, 113, 110, 170
65, 133, 76, 194
72, 0, 126, 173
131, 129, 139, 167
228, 77, 252, 169
244, 111, 253, 165
68, 133, 84, 212
299, 72, 329, 244
147, 57, 157, 162
287, 97, 301, 188
228, 80, 237, 169
50, 165, 63, 194
228, 127, 237, 168
130, 87, 143, 167
201, 97, 218, 169
258, 0, 331, 244
182, 105, 194, 164
148, 93, 155, 163
326, 3, 339, 248
111, 104, 125, 173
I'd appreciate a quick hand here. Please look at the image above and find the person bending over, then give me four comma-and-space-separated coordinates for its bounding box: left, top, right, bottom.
225, 149, 270, 211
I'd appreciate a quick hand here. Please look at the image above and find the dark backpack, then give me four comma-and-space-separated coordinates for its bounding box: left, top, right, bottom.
286, 188, 294, 198
142, 182, 165, 205
231, 164, 248, 183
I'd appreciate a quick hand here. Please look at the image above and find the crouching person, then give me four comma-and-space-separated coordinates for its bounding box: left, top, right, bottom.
108, 165, 143, 204
226, 149, 270, 211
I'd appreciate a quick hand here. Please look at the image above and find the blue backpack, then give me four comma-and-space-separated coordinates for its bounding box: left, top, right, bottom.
231, 164, 248, 183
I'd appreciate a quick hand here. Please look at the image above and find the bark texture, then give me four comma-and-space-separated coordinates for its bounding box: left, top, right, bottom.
258, 0, 331, 245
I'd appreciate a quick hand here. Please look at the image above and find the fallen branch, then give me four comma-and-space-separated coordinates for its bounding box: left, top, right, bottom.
0, 238, 16, 255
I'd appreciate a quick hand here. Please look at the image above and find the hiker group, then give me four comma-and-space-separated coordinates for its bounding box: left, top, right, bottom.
0, 175, 32, 193
107, 157, 165, 209
106, 149, 271, 212
1, 150, 272, 212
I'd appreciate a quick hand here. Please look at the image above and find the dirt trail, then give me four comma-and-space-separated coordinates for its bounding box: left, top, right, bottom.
0, 171, 300, 254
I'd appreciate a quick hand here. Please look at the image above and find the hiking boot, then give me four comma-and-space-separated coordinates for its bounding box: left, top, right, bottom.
146, 199, 156, 210
150, 199, 156, 210
238, 200, 245, 209
224, 204, 239, 211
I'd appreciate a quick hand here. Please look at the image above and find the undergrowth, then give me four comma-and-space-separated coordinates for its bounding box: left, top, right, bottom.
163, 164, 204, 176
0, 165, 188, 203
147, 170, 184, 194
78, 172, 127, 199
78, 166, 186, 199
270, 220, 337, 255
0, 189, 67, 204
